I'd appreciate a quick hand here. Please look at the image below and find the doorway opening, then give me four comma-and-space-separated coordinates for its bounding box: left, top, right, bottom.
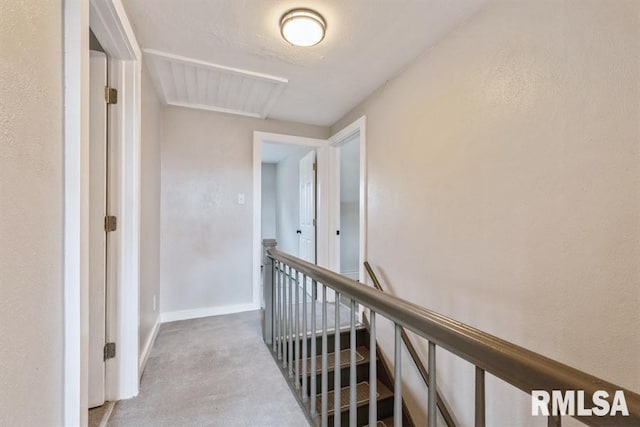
253, 117, 366, 310
261, 143, 317, 261
336, 132, 360, 281
329, 116, 367, 284
253, 132, 329, 308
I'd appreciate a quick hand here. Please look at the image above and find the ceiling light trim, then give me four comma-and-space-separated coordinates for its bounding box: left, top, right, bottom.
280, 8, 326, 47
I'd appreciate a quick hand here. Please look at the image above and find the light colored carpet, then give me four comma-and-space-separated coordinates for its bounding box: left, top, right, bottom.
107, 310, 310, 427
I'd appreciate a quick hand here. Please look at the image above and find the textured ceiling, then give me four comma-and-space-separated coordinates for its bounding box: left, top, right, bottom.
122, 0, 486, 126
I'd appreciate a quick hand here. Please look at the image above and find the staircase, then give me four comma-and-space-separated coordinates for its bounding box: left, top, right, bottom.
265, 244, 640, 427
276, 326, 414, 427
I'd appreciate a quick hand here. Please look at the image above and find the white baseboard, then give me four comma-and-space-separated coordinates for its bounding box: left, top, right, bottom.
160, 302, 260, 323
138, 317, 160, 379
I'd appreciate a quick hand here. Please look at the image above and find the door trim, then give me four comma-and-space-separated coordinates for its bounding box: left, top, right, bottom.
329, 116, 367, 284
253, 132, 329, 309
64, 1, 142, 424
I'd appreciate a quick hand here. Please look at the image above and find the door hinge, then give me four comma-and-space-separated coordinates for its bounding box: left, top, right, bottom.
105, 86, 118, 105
313, 162, 317, 172
104, 342, 116, 361
313, 218, 316, 227
104, 215, 117, 232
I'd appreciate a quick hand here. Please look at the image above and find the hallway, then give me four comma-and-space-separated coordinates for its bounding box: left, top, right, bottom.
107, 310, 308, 427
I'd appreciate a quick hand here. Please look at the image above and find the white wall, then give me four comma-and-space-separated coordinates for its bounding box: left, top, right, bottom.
160, 106, 327, 318
332, 1, 640, 426
339, 202, 359, 276
0, 1, 64, 425
275, 146, 315, 256
261, 163, 277, 240
139, 61, 162, 365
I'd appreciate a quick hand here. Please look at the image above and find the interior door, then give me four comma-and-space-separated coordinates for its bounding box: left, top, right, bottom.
299, 151, 316, 264
89, 50, 108, 408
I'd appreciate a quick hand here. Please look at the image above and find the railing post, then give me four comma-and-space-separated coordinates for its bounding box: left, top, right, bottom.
428, 341, 437, 427
475, 366, 485, 427
262, 239, 277, 345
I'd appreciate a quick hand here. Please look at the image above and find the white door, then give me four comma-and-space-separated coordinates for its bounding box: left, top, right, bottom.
299, 151, 316, 264
89, 50, 108, 408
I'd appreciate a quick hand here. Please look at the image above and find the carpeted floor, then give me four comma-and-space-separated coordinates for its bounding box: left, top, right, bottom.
106, 309, 314, 427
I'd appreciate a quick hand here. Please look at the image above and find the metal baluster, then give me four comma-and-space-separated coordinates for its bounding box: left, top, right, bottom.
278, 262, 284, 360
548, 415, 562, 427
369, 311, 377, 426
349, 299, 357, 427
302, 274, 308, 402
321, 285, 328, 427
394, 324, 402, 427
288, 266, 293, 377
271, 260, 276, 352
275, 261, 280, 357
475, 366, 485, 427
295, 270, 300, 388
310, 279, 318, 417
428, 341, 437, 427
334, 292, 341, 427
282, 265, 288, 368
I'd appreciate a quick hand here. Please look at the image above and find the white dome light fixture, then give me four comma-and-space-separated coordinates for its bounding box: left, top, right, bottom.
280, 9, 326, 47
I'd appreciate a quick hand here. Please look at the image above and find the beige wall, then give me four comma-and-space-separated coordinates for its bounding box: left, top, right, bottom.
261, 163, 277, 240
139, 62, 162, 361
160, 107, 328, 315
333, 1, 640, 425
0, 1, 64, 425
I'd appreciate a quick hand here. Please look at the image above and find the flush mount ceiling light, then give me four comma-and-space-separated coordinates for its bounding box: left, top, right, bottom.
280, 9, 326, 47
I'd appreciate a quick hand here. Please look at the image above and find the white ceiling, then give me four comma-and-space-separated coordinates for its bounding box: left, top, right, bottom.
262, 142, 313, 164
123, 0, 486, 126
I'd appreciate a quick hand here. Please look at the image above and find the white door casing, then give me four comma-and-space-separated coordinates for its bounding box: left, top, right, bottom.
65, 2, 142, 424
299, 151, 316, 264
88, 50, 108, 408
329, 116, 367, 285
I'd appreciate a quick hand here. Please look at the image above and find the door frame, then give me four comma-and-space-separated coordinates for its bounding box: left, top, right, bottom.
64, 0, 141, 424
298, 150, 318, 265
253, 132, 329, 307
88, 49, 108, 408
328, 116, 367, 283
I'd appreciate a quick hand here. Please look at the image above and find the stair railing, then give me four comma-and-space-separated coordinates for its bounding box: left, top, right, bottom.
364, 261, 457, 427
262, 240, 640, 427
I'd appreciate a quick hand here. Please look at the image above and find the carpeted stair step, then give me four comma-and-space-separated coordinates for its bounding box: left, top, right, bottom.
278, 328, 368, 360
320, 380, 395, 427
305, 346, 371, 395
